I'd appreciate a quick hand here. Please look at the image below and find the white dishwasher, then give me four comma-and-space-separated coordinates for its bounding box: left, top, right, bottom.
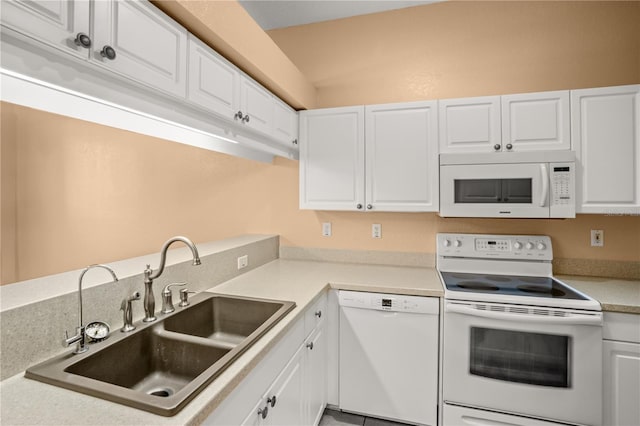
339, 290, 439, 426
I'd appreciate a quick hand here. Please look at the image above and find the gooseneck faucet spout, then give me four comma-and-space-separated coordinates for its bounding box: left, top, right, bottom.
64, 264, 119, 354
143, 236, 201, 322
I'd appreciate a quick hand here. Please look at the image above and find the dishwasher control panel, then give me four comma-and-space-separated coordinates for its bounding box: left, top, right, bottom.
339, 290, 439, 314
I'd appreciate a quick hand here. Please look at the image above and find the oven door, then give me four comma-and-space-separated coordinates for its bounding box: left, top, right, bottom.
440, 163, 549, 218
443, 301, 602, 426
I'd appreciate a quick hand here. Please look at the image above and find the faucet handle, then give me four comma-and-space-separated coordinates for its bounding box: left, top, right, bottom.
161, 283, 186, 314
120, 291, 140, 332
179, 288, 196, 307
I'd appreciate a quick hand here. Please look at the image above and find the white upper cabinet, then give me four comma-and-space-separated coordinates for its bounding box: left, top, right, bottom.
366, 101, 439, 211
187, 35, 240, 118
0, 0, 91, 59
273, 99, 299, 148
571, 85, 640, 215
299, 106, 365, 211
439, 96, 501, 153
239, 76, 275, 135
300, 102, 439, 212
502, 90, 571, 151
92, 0, 187, 98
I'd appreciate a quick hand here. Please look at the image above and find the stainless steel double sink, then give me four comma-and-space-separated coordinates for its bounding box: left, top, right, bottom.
25, 293, 296, 416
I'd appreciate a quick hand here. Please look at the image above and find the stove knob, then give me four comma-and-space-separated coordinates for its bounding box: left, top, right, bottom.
513, 242, 522, 250
443, 239, 451, 247
537, 242, 546, 250
454, 240, 462, 247
525, 242, 534, 250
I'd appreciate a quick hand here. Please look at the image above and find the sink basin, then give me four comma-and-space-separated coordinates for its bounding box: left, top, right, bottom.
25, 293, 295, 416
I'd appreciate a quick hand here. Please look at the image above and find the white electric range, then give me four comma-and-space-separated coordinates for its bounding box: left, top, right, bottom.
438, 233, 603, 426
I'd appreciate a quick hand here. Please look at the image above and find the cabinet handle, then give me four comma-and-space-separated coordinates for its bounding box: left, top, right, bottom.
242, 115, 250, 124
357, 204, 363, 210
506, 143, 513, 150
306, 342, 314, 350
268, 395, 277, 407
315, 310, 322, 318
234, 111, 244, 121
100, 45, 116, 60
258, 406, 268, 419
494, 144, 501, 151
74, 32, 92, 48
367, 204, 372, 210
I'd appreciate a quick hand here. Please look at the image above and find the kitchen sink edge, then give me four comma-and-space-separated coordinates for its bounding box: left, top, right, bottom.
24, 292, 296, 416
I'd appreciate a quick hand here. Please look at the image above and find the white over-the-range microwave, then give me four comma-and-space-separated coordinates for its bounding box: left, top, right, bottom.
439, 151, 575, 218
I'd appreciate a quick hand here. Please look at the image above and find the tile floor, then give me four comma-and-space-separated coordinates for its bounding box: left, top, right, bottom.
319, 408, 408, 426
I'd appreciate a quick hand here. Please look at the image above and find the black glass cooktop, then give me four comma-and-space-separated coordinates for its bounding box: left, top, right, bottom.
440, 271, 588, 300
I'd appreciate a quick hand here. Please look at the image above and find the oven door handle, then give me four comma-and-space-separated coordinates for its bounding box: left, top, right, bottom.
445, 303, 602, 326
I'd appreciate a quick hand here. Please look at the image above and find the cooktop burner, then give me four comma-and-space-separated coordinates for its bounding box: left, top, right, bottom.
440, 271, 588, 300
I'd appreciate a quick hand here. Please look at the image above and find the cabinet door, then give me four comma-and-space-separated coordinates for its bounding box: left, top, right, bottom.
299, 106, 365, 210
306, 326, 327, 426
93, 0, 187, 98
187, 36, 239, 119
0, 0, 90, 59
264, 345, 305, 426
365, 101, 439, 212
501, 91, 571, 151
240, 398, 266, 426
240, 76, 274, 135
572, 85, 640, 215
603, 340, 640, 426
273, 99, 299, 148
438, 96, 501, 153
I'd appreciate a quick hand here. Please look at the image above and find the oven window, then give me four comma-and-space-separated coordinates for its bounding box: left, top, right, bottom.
470, 327, 570, 388
454, 179, 532, 204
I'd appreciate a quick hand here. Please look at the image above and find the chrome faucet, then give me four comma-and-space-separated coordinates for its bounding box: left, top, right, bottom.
63, 264, 119, 354
143, 236, 201, 322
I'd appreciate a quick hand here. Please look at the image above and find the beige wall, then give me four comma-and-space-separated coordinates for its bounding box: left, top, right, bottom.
2, 1, 640, 284
268, 1, 640, 107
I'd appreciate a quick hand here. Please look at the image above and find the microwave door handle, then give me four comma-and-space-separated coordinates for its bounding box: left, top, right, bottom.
445, 303, 602, 326
540, 163, 549, 207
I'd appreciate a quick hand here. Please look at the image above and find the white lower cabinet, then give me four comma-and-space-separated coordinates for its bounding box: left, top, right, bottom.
603, 313, 640, 426
205, 294, 327, 426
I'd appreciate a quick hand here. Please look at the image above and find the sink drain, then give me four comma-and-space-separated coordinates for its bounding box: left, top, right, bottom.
147, 387, 174, 397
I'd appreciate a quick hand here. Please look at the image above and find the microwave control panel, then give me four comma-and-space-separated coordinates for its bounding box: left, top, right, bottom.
550, 162, 575, 218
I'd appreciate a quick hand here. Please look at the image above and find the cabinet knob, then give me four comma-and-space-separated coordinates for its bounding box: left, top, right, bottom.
242, 114, 250, 124
267, 395, 277, 407
367, 204, 373, 210
306, 341, 314, 350
258, 406, 268, 419
506, 143, 513, 150
100, 45, 116, 60
357, 204, 363, 210
234, 111, 244, 121
292, 139, 298, 145
494, 144, 501, 151
315, 310, 322, 318
74, 32, 92, 48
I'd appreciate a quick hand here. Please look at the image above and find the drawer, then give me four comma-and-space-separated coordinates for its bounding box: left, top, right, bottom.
604, 312, 640, 343
304, 292, 327, 336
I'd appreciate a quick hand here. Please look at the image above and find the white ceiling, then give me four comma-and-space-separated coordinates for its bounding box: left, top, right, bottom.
239, 0, 442, 31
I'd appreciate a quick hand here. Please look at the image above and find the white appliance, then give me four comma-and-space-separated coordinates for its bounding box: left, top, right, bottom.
339, 291, 439, 425
439, 151, 575, 218
438, 233, 603, 426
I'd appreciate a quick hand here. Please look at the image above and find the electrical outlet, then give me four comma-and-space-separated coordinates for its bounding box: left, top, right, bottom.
322, 222, 332, 237
372, 224, 382, 239
591, 230, 604, 247
237, 255, 249, 269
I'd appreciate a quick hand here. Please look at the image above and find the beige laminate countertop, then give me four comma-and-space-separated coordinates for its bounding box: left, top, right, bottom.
0, 259, 442, 426
559, 275, 640, 314
1, 259, 637, 425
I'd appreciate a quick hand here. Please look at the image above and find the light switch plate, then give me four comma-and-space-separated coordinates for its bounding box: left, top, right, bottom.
322, 222, 332, 237
590, 230, 604, 247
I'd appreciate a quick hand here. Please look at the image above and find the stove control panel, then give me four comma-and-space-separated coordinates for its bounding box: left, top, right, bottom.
437, 233, 553, 260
